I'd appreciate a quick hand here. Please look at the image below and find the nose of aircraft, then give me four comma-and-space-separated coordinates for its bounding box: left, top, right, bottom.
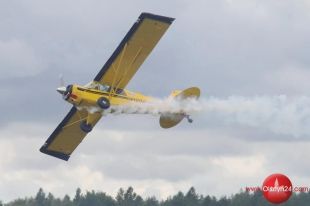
56, 86, 66, 94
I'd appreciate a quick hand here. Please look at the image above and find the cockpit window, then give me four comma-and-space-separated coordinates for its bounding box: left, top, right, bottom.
85, 81, 126, 95
115, 88, 125, 95
99, 84, 110, 92
85, 81, 110, 92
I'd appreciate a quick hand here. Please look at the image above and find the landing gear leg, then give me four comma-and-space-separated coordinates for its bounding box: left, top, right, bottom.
185, 115, 193, 123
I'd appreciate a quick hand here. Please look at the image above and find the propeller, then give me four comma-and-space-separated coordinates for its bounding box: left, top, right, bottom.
56, 74, 72, 100
56, 74, 66, 95
59, 74, 65, 87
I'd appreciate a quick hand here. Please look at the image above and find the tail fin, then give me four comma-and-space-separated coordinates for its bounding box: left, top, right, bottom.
160, 87, 200, 128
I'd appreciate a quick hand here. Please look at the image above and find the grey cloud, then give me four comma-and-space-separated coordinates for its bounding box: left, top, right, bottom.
92, 155, 208, 182
77, 129, 251, 157
0, 39, 45, 78
259, 140, 310, 178
1, 121, 310, 202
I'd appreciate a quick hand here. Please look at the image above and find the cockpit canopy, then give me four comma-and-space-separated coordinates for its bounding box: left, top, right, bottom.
85, 81, 110, 92
84, 81, 126, 95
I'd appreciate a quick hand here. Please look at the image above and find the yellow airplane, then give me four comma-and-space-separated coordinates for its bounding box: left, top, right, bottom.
40, 13, 200, 161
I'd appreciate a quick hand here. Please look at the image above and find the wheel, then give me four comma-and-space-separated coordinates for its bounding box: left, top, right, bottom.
97, 97, 110, 109
185, 115, 193, 123
80, 121, 92, 133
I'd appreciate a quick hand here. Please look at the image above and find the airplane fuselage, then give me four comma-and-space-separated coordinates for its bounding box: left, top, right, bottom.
60, 81, 152, 110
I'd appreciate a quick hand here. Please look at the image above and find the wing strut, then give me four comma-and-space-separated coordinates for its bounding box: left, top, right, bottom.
114, 47, 143, 90
109, 43, 128, 98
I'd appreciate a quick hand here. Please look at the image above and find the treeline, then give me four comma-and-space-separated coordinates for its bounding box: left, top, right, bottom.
3, 187, 310, 206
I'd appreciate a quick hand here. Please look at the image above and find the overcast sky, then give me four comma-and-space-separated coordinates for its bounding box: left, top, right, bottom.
1, 0, 310, 202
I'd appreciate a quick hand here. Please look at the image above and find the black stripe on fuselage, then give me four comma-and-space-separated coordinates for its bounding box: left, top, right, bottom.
77, 87, 144, 102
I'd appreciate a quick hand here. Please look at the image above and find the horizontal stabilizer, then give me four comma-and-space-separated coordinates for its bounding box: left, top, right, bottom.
160, 87, 200, 128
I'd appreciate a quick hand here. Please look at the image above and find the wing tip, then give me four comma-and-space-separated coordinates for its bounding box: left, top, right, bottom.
39, 107, 77, 161
94, 12, 175, 81
140, 12, 175, 24
40, 146, 70, 161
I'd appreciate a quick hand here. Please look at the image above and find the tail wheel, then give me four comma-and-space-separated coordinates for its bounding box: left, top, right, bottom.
97, 97, 110, 109
80, 120, 92, 133
185, 115, 193, 123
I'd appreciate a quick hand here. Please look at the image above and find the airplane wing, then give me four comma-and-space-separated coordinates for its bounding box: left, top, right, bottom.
40, 107, 101, 161
40, 13, 174, 161
94, 12, 174, 89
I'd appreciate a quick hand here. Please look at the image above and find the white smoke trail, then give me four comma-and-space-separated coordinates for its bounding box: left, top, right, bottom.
78, 95, 310, 137
108, 95, 310, 137
107, 97, 201, 115
201, 95, 310, 137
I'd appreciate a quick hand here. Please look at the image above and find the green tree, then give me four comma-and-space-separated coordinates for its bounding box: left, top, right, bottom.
73, 188, 82, 205
231, 191, 251, 206
201, 195, 218, 206
4, 186, 310, 206
45, 193, 54, 206
116, 187, 143, 206
79, 190, 115, 206
162, 191, 186, 206
35, 188, 46, 206
144, 197, 159, 206
185, 187, 199, 206
116, 188, 125, 206
62, 195, 72, 206
217, 196, 230, 206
